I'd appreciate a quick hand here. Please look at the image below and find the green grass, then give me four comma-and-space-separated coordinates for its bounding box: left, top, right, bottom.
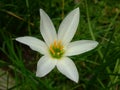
0, 0, 120, 90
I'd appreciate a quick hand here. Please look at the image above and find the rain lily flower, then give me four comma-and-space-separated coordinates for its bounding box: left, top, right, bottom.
16, 7, 98, 83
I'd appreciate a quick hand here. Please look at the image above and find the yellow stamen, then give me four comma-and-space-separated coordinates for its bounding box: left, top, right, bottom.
49, 40, 64, 59
50, 45, 55, 55
57, 41, 61, 48
54, 40, 57, 48
60, 45, 63, 51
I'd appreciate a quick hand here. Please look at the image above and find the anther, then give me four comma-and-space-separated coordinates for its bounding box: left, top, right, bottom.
54, 40, 57, 48
50, 46, 55, 55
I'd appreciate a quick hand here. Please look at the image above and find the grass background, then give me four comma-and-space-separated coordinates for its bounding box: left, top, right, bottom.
0, 0, 120, 90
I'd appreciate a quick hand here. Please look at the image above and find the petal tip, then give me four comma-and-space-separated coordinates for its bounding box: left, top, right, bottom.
36, 72, 43, 77
94, 41, 99, 48
40, 9, 45, 17
15, 36, 28, 42
40, 9, 43, 13
72, 75, 79, 83
73, 73, 79, 83
15, 37, 22, 42
75, 79, 79, 83
75, 7, 79, 11
15, 38, 18, 41
74, 7, 80, 14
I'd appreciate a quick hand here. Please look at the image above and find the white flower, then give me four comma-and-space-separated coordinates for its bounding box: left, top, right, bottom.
16, 8, 98, 83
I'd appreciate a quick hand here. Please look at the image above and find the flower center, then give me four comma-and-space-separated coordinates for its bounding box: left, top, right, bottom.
49, 40, 64, 59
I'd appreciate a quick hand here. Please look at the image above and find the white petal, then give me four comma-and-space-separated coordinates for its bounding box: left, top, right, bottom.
56, 57, 79, 83
16, 36, 48, 55
36, 56, 56, 77
40, 9, 57, 46
65, 40, 98, 56
58, 8, 80, 46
